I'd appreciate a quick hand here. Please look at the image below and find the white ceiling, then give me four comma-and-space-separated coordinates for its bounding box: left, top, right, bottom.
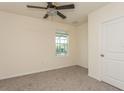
0, 2, 108, 26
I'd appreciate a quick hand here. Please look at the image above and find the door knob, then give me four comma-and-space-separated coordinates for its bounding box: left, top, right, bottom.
100, 54, 104, 57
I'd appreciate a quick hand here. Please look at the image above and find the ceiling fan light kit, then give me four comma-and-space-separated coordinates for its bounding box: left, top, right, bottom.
47, 8, 57, 16
27, 2, 75, 19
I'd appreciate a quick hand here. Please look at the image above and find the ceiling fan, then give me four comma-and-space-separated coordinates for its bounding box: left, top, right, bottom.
27, 2, 75, 19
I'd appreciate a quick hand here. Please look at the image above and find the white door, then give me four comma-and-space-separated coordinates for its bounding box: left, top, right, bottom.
101, 17, 124, 90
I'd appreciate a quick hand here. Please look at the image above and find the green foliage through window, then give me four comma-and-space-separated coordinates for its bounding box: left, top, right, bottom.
56, 32, 69, 56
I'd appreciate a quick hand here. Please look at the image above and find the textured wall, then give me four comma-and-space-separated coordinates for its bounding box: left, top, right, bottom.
0, 11, 77, 80
77, 23, 88, 68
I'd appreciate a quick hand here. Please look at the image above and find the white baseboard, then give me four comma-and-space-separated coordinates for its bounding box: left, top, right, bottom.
0, 64, 76, 80
77, 64, 88, 69
88, 73, 101, 81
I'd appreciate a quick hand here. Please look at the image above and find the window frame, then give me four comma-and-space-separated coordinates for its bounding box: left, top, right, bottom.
55, 31, 69, 57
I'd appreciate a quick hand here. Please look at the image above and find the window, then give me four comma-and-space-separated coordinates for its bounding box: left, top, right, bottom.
56, 32, 69, 56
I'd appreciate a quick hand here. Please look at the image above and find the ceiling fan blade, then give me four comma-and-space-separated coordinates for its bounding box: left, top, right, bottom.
43, 14, 49, 19
27, 5, 47, 9
57, 11, 66, 19
56, 4, 75, 10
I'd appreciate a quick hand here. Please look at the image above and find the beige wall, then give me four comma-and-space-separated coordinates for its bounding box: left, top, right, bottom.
88, 3, 124, 80
0, 11, 77, 80
77, 23, 88, 68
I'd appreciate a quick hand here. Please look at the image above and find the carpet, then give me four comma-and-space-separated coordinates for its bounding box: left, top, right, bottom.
0, 66, 121, 91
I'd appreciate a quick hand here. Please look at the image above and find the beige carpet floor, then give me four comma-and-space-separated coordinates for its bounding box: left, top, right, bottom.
0, 66, 121, 91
